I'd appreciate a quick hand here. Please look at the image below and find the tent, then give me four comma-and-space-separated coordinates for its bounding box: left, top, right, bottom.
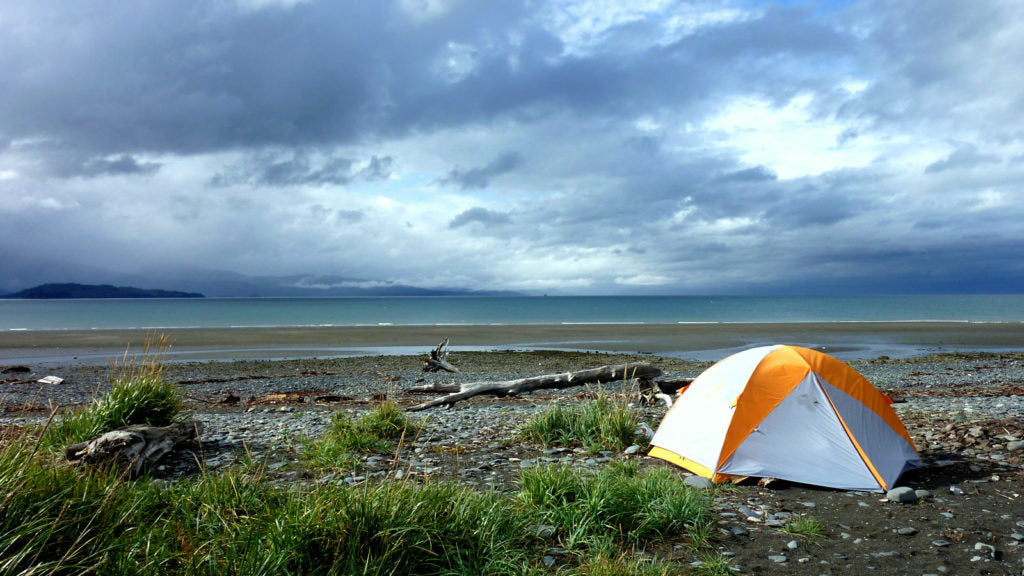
649, 345, 922, 492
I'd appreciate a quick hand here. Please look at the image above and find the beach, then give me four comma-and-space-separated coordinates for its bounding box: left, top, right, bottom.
2, 328, 1023, 574
2, 320, 1023, 365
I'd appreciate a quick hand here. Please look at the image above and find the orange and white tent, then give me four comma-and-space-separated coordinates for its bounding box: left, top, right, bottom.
649, 345, 921, 492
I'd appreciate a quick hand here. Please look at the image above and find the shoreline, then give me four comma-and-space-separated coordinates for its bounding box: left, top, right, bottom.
2, 321, 1023, 365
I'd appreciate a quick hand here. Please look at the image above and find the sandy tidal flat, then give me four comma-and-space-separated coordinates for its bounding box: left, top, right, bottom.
1, 321, 1023, 365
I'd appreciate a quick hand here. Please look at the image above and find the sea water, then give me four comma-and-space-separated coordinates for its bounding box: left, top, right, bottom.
2, 294, 1023, 331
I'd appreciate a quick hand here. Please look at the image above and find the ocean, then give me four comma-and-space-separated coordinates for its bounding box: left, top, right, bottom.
2, 294, 1023, 331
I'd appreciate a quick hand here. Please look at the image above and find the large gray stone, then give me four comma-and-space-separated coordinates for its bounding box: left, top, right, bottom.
684, 475, 714, 490
886, 486, 918, 503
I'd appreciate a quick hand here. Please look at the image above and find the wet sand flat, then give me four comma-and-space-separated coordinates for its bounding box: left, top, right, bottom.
1, 321, 1022, 364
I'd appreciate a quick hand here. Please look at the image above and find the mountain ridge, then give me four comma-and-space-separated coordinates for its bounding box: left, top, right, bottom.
4, 283, 204, 299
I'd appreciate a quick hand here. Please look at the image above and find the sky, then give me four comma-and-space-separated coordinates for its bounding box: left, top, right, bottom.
1, 0, 1023, 295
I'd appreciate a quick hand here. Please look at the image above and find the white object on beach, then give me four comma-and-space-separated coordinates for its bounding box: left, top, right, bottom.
37, 375, 64, 385
634, 422, 655, 439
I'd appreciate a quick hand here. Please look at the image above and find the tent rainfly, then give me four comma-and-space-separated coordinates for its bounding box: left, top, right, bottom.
649, 345, 922, 492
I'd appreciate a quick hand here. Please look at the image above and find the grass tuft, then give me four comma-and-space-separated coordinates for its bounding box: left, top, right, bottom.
783, 514, 828, 538
41, 334, 183, 450
303, 400, 418, 470
692, 551, 743, 576
517, 393, 643, 453
518, 461, 714, 552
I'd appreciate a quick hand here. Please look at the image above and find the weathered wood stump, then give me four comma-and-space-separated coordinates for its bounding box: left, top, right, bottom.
422, 338, 459, 373
66, 420, 202, 478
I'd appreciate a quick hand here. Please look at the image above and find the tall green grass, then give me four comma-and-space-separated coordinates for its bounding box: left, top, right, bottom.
1, 433, 716, 575
0, 439, 534, 575
517, 393, 642, 453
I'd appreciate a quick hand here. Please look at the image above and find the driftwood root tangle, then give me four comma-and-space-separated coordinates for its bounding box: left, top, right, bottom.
66, 420, 203, 478
408, 363, 662, 411
422, 338, 459, 373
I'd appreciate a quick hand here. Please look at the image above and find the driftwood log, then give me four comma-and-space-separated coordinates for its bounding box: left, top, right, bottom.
422, 338, 459, 373
66, 420, 202, 478
407, 363, 662, 411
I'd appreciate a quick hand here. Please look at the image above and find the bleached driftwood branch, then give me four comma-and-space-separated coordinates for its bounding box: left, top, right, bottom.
422, 338, 459, 373
408, 363, 662, 411
65, 420, 202, 478
407, 381, 461, 393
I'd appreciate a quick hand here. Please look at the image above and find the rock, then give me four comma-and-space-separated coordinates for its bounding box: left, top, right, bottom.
886, 486, 918, 503
870, 551, 898, 558
684, 476, 714, 490
768, 555, 788, 563
528, 524, 557, 538
623, 444, 641, 455
973, 542, 999, 560
736, 505, 762, 521
1007, 440, 1024, 451
895, 527, 917, 536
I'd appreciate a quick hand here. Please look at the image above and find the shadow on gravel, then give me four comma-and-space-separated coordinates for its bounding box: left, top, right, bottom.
898, 454, 996, 490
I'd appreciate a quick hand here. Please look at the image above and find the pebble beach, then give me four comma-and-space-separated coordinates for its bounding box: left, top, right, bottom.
2, 324, 1024, 574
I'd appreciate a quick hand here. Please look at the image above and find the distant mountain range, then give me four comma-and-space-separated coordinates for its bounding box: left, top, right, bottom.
0, 256, 523, 297
2, 277, 522, 299
3, 283, 205, 299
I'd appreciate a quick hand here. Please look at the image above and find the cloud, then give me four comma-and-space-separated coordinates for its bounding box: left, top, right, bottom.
79, 155, 162, 177
441, 151, 524, 189
924, 144, 1000, 174
0, 0, 1022, 295
716, 166, 777, 183
210, 152, 392, 187
448, 207, 513, 229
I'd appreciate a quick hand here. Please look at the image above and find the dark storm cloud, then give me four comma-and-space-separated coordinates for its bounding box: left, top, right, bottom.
0, 1, 852, 163
442, 152, 524, 189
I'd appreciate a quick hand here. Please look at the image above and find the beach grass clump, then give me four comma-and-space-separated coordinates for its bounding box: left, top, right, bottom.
783, 514, 828, 538
517, 393, 642, 453
568, 552, 676, 576
303, 400, 418, 469
517, 460, 714, 552
691, 551, 743, 576
41, 335, 183, 449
